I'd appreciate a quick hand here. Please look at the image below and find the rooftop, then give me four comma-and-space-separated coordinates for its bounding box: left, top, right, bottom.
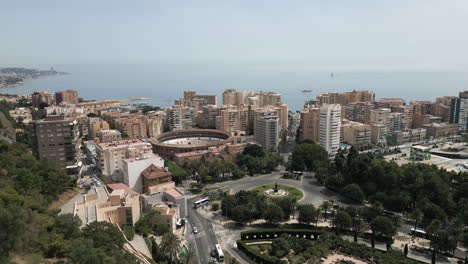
107, 183, 139, 195
97, 138, 148, 149
141, 164, 171, 180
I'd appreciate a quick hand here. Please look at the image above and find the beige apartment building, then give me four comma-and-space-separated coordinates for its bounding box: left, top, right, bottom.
88, 117, 110, 139
300, 106, 320, 143
345, 102, 374, 124
342, 121, 372, 147
422, 123, 459, 138
371, 123, 387, 145
31, 91, 54, 107
167, 105, 195, 131
96, 139, 152, 179
55, 90, 79, 105
216, 106, 249, 134
254, 110, 280, 151
316, 91, 374, 106
97, 129, 122, 143
222, 89, 283, 107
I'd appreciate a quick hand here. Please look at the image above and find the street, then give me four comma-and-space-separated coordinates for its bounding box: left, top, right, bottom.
186, 197, 219, 264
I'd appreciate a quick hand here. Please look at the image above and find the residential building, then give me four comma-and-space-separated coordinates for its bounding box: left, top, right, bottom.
141, 164, 175, 194
45, 105, 85, 117
167, 105, 195, 131
9, 107, 32, 124
378, 98, 406, 107
31, 91, 54, 107
122, 153, 165, 193
342, 121, 371, 147
55, 90, 79, 105
222, 89, 283, 107
386, 128, 426, 146
88, 117, 110, 139
216, 106, 249, 134
254, 110, 280, 151
96, 139, 152, 180
422, 123, 459, 138
97, 129, 122, 143
371, 123, 387, 145
316, 91, 374, 106
198, 105, 219, 129
30, 116, 82, 174
319, 104, 341, 154
370, 108, 391, 124
345, 102, 374, 124
449, 91, 468, 131
300, 106, 320, 143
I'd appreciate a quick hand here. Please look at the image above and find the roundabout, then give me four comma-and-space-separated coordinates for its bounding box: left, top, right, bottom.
251, 183, 304, 201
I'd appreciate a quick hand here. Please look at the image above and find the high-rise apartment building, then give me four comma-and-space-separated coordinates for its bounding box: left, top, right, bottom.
216, 106, 249, 134
31, 91, 54, 107
319, 104, 341, 154
30, 116, 82, 173
345, 102, 374, 124
300, 106, 320, 143
55, 90, 79, 105
254, 110, 280, 151
167, 105, 195, 131
316, 91, 374, 106
222, 89, 283, 107
197, 105, 219, 129
449, 91, 468, 131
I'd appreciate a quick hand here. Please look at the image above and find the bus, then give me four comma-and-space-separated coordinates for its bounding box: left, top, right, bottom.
410, 227, 428, 239
215, 244, 224, 262
193, 198, 210, 208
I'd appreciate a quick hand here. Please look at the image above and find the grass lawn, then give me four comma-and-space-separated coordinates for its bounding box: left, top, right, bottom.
251, 184, 304, 201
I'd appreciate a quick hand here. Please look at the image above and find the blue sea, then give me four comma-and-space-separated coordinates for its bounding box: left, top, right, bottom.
1, 64, 468, 111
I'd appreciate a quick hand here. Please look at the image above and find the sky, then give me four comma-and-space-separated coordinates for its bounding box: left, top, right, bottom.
1, 0, 468, 71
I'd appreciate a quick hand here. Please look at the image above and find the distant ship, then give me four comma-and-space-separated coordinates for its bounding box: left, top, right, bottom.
301, 89, 312, 93
330, 73, 339, 78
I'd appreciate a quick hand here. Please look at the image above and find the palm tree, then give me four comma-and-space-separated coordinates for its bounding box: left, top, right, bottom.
320, 201, 331, 222
146, 209, 159, 230
160, 232, 182, 264
410, 208, 423, 235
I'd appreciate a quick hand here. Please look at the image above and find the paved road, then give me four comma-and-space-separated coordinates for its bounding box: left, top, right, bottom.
186, 197, 219, 264
212, 169, 343, 206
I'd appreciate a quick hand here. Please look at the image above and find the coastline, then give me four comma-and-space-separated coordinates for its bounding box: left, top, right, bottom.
0, 72, 69, 89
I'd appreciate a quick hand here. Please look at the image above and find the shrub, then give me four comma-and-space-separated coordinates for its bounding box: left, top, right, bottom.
123, 225, 135, 240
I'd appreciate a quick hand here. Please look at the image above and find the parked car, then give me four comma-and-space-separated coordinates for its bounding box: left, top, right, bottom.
193, 227, 198, 234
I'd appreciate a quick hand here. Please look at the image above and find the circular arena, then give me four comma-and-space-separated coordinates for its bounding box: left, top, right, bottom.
150, 129, 235, 159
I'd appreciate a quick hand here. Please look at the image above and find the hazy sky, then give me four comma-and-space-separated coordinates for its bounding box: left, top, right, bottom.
2, 0, 467, 71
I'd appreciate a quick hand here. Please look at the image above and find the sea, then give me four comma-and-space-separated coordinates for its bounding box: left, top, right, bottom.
1, 64, 468, 111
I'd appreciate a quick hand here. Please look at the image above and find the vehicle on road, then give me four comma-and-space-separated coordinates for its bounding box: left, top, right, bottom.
411, 227, 428, 239
214, 244, 224, 262
193, 227, 198, 234
193, 198, 210, 208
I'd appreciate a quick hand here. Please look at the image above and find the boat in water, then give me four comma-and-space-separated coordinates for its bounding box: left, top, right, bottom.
330, 73, 339, 78
302, 89, 312, 93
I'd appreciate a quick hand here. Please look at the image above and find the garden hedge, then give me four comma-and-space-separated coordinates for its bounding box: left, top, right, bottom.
241, 228, 323, 240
